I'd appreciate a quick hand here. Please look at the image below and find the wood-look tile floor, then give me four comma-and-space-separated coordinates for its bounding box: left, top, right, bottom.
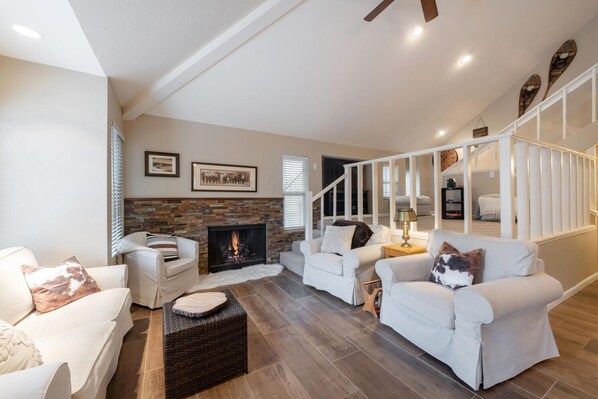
107, 271, 598, 399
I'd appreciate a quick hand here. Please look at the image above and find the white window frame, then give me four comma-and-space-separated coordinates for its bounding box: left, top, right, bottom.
282, 155, 309, 230
382, 165, 399, 199
110, 125, 125, 259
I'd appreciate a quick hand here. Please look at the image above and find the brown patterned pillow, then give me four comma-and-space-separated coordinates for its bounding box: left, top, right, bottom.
21, 257, 101, 313
332, 220, 373, 249
428, 242, 482, 290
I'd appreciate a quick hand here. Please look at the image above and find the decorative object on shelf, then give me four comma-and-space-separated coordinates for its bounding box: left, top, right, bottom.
472, 117, 488, 138
542, 39, 577, 101
446, 178, 457, 189
519, 74, 541, 117
145, 151, 180, 177
192, 162, 257, 192
395, 208, 418, 248
172, 292, 228, 318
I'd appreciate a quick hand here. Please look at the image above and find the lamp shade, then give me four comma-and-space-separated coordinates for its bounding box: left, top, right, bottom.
395, 208, 418, 222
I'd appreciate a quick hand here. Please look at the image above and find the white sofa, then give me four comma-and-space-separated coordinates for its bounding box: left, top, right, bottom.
301, 225, 392, 305
375, 229, 563, 390
0, 247, 133, 399
119, 232, 199, 309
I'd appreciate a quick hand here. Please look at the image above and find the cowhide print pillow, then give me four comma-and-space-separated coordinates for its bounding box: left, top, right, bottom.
429, 242, 482, 290
22, 257, 101, 313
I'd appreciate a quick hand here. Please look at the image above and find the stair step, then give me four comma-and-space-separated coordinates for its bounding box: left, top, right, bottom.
279, 251, 304, 277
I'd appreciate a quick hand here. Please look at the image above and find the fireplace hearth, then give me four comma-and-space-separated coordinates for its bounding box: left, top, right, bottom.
207, 224, 267, 273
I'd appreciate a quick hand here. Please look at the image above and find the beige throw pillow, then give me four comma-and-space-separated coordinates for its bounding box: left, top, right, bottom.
22, 257, 101, 313
0, 319, 43, 375
321, 225, 356, 255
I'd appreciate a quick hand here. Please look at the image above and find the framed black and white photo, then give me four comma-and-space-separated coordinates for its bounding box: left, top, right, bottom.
192, 162, 257, 192
145, 151, 180, 177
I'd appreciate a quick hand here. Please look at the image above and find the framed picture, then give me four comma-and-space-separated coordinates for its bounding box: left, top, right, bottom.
145, 151, 180, 177
192, 162, 257, 192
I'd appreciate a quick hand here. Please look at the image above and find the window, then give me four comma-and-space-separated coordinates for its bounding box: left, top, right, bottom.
283, 155, 308, 230
382, 165, 399, 198
111, 126, 124, 258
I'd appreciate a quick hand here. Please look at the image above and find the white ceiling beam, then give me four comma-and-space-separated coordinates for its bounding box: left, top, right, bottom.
122, 0, 304, 121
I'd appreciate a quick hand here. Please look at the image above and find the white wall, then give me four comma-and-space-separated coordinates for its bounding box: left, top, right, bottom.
123, 114, 395, 198
448, 14, 598, 144
0, 56, 110, 266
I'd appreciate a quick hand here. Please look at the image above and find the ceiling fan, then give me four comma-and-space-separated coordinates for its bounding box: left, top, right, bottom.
364, 0, 438, 22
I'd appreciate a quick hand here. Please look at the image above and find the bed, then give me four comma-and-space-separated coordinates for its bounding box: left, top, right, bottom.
478, 194, 517, 221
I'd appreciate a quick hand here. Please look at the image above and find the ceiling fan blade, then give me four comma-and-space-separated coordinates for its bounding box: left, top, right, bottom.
364, 0, 395, 22
420, 0, 438, 22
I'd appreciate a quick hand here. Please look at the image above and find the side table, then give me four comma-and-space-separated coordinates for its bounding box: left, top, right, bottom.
163, 289, 247, 399
382, 243, 426, 258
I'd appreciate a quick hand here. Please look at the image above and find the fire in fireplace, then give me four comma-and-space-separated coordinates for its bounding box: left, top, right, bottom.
207, 224, 266, 272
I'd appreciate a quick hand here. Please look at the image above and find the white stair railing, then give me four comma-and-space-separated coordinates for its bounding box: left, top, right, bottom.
304, 63, 598, 242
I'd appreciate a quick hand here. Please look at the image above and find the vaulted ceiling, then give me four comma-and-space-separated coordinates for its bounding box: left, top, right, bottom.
2, 0, 598, 151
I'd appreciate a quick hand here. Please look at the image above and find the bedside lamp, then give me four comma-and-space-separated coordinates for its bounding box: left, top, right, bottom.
395, 208, 418, 247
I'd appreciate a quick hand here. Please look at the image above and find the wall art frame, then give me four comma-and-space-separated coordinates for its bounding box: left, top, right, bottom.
192, 162, 257, 192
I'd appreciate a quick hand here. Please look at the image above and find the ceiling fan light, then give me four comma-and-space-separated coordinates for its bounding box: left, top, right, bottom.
12, 24, 44, 39
410, 25, 423, 38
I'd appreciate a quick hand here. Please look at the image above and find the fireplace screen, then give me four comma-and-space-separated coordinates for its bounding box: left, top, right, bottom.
207, 224, 266, 272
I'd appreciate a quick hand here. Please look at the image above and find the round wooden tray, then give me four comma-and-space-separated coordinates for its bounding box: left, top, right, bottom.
172, 292, 228, 318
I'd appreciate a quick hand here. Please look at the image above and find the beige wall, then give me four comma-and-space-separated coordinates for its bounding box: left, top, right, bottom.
539, 228, 598, 291
449, 14, 598, 144
123, 114, 395, 199
0, 56, 110, 266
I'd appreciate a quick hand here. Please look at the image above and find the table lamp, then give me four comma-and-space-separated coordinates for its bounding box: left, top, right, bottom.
395, 208, 418, 247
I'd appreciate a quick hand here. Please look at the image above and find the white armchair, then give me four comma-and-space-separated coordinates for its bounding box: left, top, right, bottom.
375, 229, 563, 390
300, 225, 392, 305
120, 232, 199, 309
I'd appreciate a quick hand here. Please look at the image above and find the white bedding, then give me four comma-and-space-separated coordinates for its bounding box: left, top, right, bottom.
478, 194, 517, 221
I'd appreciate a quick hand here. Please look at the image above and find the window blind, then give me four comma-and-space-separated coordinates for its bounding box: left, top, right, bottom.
382, 165, 399, 198
111, 126, 124, 258
283, 155, 308, 229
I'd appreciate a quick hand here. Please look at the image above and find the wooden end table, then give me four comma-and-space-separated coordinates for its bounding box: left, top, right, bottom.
382, 243, 426, 258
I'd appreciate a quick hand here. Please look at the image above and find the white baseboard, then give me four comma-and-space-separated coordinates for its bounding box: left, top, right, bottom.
548, 271, 598, 310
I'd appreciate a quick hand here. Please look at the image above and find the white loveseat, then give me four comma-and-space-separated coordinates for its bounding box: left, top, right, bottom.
375, 229, 563, 390
301, 225, 392, 305
0, 247, 133, 399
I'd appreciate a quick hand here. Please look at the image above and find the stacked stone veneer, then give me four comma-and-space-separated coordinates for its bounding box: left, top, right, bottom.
124, 198, 314, 275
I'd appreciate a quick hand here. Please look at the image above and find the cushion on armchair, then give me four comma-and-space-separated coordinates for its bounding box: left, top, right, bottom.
332, 220, 373, 249
146, 234, 179, 262
321, 225, 356, 255
428, 242, 482, 290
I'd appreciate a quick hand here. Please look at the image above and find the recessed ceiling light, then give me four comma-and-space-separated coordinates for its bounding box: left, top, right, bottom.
437, 129, 447, 137
458, 54, 473, 66
12, 25, 43, 39
410, 25, 423, 38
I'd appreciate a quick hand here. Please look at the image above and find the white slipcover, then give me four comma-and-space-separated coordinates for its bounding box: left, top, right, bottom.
375, 229, 563, 390
120, 232, 200, 309
0, 247, 133, 399
301, 233, 391, 305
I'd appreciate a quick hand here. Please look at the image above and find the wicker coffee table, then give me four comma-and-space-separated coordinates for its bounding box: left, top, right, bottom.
162, 289, 247, 399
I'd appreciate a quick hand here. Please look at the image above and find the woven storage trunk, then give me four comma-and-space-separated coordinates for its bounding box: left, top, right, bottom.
163, 289, 247, 399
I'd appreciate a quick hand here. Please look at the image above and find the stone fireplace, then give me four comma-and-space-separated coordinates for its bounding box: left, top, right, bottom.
207, 223, 266, 272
